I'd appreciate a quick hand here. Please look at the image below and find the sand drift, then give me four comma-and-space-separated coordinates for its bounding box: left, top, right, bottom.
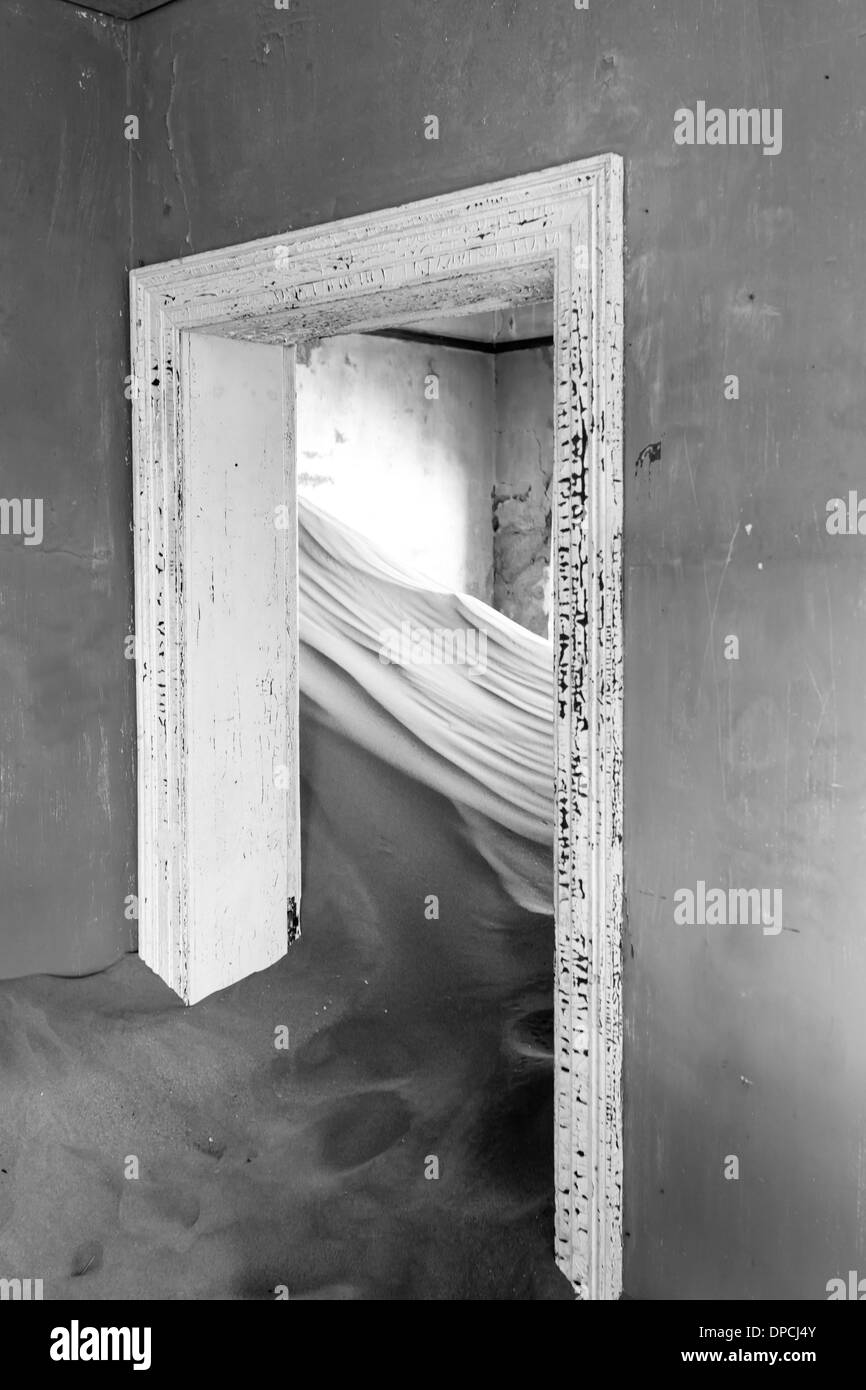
297, 498, 555, 917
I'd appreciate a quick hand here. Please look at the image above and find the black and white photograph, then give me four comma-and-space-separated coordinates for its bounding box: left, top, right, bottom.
0, 0, 863, 1358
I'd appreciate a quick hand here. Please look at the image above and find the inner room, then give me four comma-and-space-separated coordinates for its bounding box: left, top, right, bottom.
295, 305, 555, 636
290, 301, 570, 1298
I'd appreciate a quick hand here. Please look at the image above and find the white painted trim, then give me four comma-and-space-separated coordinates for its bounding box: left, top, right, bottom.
130, 156, 624, 1296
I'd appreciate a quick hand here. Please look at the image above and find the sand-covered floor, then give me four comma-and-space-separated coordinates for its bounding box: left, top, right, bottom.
0, 503, 569, 1299
0, 722, 570, 1300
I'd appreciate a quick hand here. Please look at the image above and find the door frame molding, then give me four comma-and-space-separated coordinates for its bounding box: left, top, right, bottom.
130, 154, 624, 1298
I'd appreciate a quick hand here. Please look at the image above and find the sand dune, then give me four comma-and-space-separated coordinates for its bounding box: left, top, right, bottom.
298, 497, 554, 915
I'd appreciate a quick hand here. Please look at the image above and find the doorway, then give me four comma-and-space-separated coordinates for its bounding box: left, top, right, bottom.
129, 157, 624, 1297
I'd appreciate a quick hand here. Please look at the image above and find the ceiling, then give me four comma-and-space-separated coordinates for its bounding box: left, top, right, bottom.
400, 302, 553, 347
57, 0, 180, 19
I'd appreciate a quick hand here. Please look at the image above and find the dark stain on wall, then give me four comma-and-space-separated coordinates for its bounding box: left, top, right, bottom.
633, 440, 662, 478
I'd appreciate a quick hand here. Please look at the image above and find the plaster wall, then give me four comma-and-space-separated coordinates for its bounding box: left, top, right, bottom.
128, 0, 866, 1297
295, 333, 495, 600
0, 0, 134, 978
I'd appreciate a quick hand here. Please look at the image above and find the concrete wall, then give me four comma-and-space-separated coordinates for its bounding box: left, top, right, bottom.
296, 334, 494, 599
0, 0, 857, 1300
0, 0, 134, 978
492, 347, 554, 636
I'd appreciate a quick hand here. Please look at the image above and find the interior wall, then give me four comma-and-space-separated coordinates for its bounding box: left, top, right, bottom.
295, 334, 554, 622
295, 334, 494, 599
0, 0, 134, 978
0, 0, 848, 1299
492, 346, 554, 636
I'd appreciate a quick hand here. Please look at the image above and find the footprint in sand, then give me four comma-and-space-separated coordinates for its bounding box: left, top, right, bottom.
294, 1015, 416, 1084
70, 1240, 103, 1278
120, 1181, 201, 1242
318, 1091, 413, 1171
504, 1008, 554, 1064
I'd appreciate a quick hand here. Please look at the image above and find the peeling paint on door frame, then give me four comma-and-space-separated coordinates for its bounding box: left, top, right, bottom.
129, 154, 624, 1297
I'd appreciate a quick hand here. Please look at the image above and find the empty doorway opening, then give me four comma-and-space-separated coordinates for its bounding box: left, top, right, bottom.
292, 302, 562, 1293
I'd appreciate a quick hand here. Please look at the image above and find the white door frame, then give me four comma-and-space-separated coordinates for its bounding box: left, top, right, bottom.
130, 156, 624, 1298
